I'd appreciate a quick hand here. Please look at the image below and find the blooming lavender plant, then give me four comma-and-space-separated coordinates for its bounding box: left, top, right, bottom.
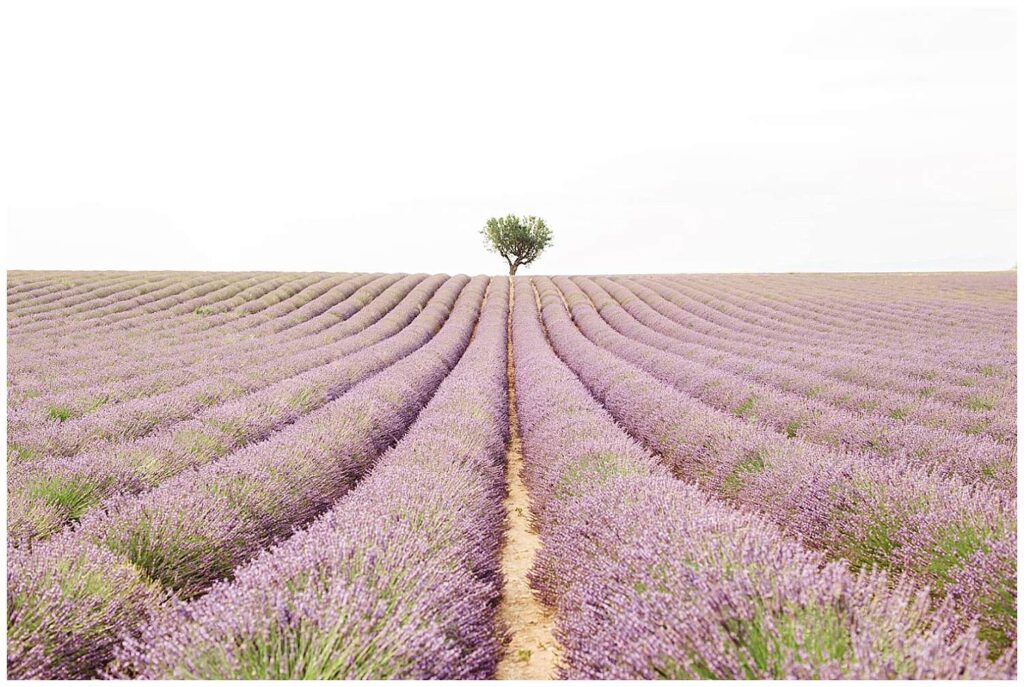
111, 278, 510, 679
8, 275, 461, 544
510, 277, 1012, 679
6, 276, 487, 678
531, 276, 1016, 655
556, 276, 1014, 487
6, 275, 436, 459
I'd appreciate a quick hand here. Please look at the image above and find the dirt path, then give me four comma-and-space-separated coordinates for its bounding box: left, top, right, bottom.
495, 280, 560, 680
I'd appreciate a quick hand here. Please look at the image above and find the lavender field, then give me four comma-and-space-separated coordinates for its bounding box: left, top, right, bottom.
5, 270, 1017, 679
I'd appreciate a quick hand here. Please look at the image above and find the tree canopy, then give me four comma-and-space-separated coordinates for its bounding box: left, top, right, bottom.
481, 214, 552, 276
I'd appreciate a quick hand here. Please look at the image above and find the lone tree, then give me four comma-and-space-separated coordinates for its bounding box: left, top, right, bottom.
481, 214, 552, 276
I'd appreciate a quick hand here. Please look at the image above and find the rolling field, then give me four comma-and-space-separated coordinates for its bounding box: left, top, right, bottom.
6, 270, 1017, 679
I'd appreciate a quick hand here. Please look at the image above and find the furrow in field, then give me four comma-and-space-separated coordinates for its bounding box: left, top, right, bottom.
495, 278, 560, 680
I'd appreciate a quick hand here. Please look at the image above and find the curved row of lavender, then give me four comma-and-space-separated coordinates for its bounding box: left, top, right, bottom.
8, 274, 408, 417
9, 272, 186, 316
642, 276, 1014, 409
7, 275, 444, 460
6, 269, 1015, 679
8, 272, 353, 394
12, 273, 372, 363
8, 273, 375, 395
608, 277, 1015, 441
682, 272, 1014, 340
7, 276, 487, 678
9, 273, 366, 375
642, 274, 1012, 386
660, 274, 1012, 358
557, 277, 1014, 487
8, 273, 317, 395
9, 272, 329, 336
8, 275, 469, 544
110, 278, 510, 678
6, 274, 395, 414
511, 278, 1010, 679
9, 272, 294, 336
8, 271, 139, 302
532, 276, 1016, 656
655, 274, 1014, 365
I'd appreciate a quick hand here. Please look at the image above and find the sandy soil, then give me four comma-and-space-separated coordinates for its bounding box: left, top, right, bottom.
495, 281, 560, 680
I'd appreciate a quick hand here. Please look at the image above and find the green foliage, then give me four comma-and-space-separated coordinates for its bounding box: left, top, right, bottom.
732, 396, 758, 420
27, 477, 103, 523
480, 214, 552, 275
721, 451, 767, 498
46, 406, 74, 422
925, 522, 999, 593
965, 396, 994, 412
655, 602, 853, 679
554, 452, 648, 502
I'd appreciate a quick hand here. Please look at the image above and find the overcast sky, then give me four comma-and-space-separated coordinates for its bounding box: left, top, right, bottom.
3, 0, 1016, 274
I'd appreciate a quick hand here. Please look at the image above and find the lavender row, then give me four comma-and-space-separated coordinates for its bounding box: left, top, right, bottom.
664, 273, 1013, 347
6, 275, 488, 679
591, 277, 1014, 442
9, 272, 179, 313
647, 276, 1015, 397
7, 273, 371, 407
9, 272, 322, 354
8, 272, 267, 334
532, 278, 1017, 654
615, 277, 1015, 433
8, 274, 379, 392
556, 277, 1014, 486
8, 274, 403, 419
6, 275, 446, 460
9, 273, 210, 324
8, 274, 391, 403
8, 275, 461, 544
8, 271, 101, 301
697, 272, 1015, 326
8, 271, 135, 300
685, 274, 1015, 343
7, 272, 290, 380
8, 272, 307, 346
510, 278, 1010, 679
667, 274, 1013, 346
10, 272, 300, 331
653, 276, 1015, 380
112, 278, 510, 679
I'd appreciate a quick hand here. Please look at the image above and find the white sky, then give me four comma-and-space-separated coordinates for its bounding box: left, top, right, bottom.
2, 0, 1017, 274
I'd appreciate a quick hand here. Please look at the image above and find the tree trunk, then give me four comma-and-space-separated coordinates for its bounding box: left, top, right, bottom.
509, 264, 518, 276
